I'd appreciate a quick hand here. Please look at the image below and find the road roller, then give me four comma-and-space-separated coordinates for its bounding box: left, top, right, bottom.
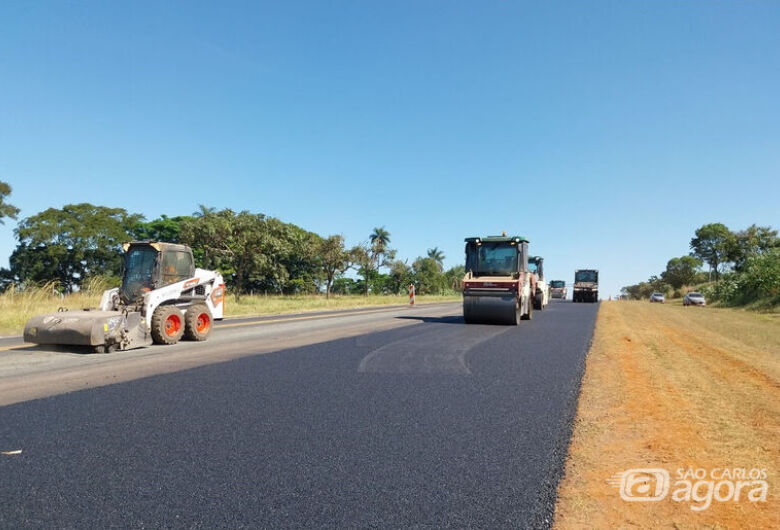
461, 234, 536, 325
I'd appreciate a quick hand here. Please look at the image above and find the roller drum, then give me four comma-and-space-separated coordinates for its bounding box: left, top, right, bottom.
463, 292, 519, 325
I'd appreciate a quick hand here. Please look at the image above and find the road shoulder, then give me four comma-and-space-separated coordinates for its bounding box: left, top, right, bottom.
554, 301, 779, 528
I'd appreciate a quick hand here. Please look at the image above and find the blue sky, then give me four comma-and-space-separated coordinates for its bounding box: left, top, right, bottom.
1, 1, 778, 297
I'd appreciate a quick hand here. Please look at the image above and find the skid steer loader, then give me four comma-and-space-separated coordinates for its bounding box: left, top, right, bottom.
23, 242, 225, 353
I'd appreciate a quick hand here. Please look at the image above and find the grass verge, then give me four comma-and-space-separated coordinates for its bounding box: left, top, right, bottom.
554, 301, 779, 528
226, 294, 460, 317
0, 288, 461, 336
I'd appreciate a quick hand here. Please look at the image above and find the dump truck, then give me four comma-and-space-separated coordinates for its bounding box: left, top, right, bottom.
573, 269, 599, 303
549, 280, 567, 299
462, 234, 536, 324
24, 242, 225, 352
529, 256, 549, 310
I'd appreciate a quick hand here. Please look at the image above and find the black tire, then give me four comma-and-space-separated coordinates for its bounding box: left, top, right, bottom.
184, 304, 213, 341
151, 305, 185, 345
533, 291, 543, 310
508, 301, 520, 325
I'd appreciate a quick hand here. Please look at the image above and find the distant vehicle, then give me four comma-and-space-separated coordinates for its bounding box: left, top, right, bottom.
528, 256, 549, 310
649, 292, 665, 303
549, 280, 567, 299
573, 269, 598, 303
683, 292, 706, 306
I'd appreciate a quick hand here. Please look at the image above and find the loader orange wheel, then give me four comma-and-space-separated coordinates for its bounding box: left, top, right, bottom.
184, 304, 213, 341
165, 314, 182, 336
151, 305, 186, 345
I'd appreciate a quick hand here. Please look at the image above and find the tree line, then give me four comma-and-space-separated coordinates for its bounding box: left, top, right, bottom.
0, 183, 464, 298
621, 222, 779, 307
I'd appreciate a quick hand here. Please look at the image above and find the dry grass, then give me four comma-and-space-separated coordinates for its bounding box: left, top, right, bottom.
554, 301, 779, 529
227, 293, 460, 317
0, 283, 102, 336
0, 285, 460, 336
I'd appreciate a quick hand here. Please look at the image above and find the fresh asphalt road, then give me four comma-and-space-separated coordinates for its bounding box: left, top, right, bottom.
0, 300, 599, 529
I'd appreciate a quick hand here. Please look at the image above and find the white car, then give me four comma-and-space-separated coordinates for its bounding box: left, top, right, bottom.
649, 292, 665, 303
683, 292, 706, 306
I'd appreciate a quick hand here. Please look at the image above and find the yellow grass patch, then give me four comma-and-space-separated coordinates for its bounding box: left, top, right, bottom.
226, 294, 460, 317
554, 301, 779, 529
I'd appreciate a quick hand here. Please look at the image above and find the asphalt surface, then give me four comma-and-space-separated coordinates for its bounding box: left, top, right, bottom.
0, 300, 599, 529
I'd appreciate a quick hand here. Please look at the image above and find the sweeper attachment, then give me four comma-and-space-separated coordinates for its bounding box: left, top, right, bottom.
461, 234, 535, 325
23, 242, 225, 352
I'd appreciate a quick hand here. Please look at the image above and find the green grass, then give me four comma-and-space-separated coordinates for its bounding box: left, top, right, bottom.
0, 286, 461, 336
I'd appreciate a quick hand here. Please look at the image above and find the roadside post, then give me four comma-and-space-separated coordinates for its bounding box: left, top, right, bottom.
409, 284, 415, 306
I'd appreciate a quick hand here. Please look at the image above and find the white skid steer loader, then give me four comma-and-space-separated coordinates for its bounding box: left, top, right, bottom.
24, 242, 225, 353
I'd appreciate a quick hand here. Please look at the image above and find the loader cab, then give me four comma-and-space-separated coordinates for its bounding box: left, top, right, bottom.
464, 236, 530, 278
120, 242, 195, 303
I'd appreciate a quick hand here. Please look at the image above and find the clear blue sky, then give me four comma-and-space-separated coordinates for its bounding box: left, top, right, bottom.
1, 1, 778, 297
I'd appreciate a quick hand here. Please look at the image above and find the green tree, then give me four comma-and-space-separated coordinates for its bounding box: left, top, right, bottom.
370, 226, 391, 248
0, 181, 20, 224
727, 224, 779, 272
388, 260, 413, 294
181, 209, 274, 299
132, 215, 193, 243
646, 275, 669, 295
738, 248, 780, 302
426, 247, 445, 271
661, 256, 703, 289
317, 235, 353, 298
277, 223, 322, 295
412, 256, 446, 294
11, 203, 142, 291
690, 223, 733, 281
444, 265, 465, 291
332, 277, 358, 295
620, 282, 652, 300
180, 208, 321, 298
193, 204, 217, 217
355, 227, 396, 296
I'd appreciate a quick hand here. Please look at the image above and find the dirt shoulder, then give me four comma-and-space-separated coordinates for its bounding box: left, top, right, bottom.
554, 301, 779, 529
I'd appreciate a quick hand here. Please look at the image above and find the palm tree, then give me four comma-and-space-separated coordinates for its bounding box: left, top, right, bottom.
370, 226, 391, 250
427, 247, 445, 271
193, 204, 216, 217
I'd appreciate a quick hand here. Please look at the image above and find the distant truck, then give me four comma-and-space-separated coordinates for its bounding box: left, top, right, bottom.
549, 280, 567, 299
573, 269, 599, 303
